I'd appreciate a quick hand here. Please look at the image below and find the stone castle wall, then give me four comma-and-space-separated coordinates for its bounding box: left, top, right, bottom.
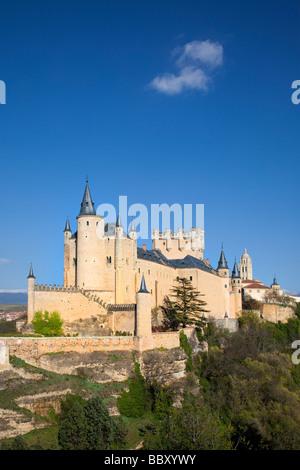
0, 331, 180, 357
262, 303, 294, 323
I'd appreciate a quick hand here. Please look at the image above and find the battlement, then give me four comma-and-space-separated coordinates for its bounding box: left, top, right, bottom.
151, 227, 205, 259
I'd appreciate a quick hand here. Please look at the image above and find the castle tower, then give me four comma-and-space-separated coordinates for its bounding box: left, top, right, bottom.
217, 246, 230, 316
136, 275, 152, 337
115, 212, 124, 303
231, 259, 242, 314
239, 249, 253, 280
271, 275, 281, 296
27, 263, 36, 322
63, 217, 72, 287
129, 218, 137, 273
76, 180, 105, 289
217, 246, 229, 278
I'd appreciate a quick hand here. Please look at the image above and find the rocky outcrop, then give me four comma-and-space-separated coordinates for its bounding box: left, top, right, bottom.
138, 348, 188, 385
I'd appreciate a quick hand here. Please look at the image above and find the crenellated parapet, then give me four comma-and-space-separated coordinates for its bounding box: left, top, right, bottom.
152, 227, 205, 259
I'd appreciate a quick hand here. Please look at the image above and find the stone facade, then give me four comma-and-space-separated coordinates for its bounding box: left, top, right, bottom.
27, 181, 244, 336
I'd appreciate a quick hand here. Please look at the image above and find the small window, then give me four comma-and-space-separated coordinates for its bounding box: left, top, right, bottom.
106, 256, 112, 264
138, 268, 140, 273
225, 285, 227, 288
190, 276, 193, 281
148, 270, 150, 275
87, 221, 89, 226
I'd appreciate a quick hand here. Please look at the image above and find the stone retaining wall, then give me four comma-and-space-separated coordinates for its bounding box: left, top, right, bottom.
0, 331, 180, 357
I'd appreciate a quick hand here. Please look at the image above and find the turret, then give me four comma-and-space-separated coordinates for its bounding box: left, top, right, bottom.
115, 212, 124, 303
76, 179, 105, 289
231, 258, 242, 314
64, 217, 72, 287
271, 275, 281, 296
136, 275, 152, 337
27, 263, 36, 322
217, 245, 229, 278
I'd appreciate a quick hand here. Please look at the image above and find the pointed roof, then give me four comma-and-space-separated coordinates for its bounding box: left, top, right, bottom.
129, 218, 136, 232
272, 275, 279, 286
64, 217, 71, 232
217, 247, 228, 270
116, 212, 122, 228
78, 180, 96, 216
231, 259, 240, 278
27, 263, 35, 279
138, 274, 149, 293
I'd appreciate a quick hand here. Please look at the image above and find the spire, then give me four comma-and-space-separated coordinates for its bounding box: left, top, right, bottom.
272, 275, 279, 286
231, 258, 240, 278
78, 179, 96, 216
129, 217, 136, 232
217, 246, 228, 270
27, 263, 35, 279
116, 212, 122, 228
64, 217, 71, 232
138, 274, 149, 293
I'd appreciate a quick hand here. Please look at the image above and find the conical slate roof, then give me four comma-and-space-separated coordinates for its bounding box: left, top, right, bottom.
27, 263, 35, 279
231, 259, 240, 278
78, 181, 96, 216
64, 217, 71, 232
272, 275, 279, 286
138, 274, 149, 293
217, 247, 228, 270
129, 218, 136, 232
116, 212, 122, 227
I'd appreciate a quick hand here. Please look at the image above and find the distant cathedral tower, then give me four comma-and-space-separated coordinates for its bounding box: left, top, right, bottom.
239, 249, 253, 280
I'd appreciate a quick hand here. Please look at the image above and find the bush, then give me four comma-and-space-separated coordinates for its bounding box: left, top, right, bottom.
117, 362, 149, 418
179, 331, 194, 372
32, 310, 63, 336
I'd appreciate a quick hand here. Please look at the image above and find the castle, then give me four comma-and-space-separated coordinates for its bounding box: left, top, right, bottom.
27, 181, 245, 334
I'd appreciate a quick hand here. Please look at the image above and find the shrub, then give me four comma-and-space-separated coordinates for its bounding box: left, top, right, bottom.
117, 362, 149, 418
32, 310, 63, 336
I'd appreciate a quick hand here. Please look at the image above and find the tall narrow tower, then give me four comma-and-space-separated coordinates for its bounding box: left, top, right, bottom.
27, 264, 36, 322
63, 217, 72, 287
76, 180, 105, 289
239, 249, 253, 280
115, 212, 124, 303
217, 246, 230, 316
231, 259, 242, 314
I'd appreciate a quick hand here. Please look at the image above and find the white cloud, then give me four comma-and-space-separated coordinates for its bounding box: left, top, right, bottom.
150, 66, 210, 95
0, 259, 11, 265
149, 39, 224, 95
175, 40, 224, 68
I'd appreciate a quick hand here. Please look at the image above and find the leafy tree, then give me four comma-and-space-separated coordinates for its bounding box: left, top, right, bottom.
161, 277, 209, 330
58, 401, 88, 450
242, 298, 262, 311
143, 400, 232, 450
32, 310, 63, 336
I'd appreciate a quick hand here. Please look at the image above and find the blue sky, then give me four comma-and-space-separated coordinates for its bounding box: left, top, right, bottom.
0, 0, 299, 292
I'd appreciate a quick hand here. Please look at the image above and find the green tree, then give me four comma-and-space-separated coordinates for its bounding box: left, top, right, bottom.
32, 310, 63, 336
117, 362, 149, 418
161, 277, 209, 330
85, 396, 119, 450
60, 393, 87, 420
58, 401, 88, 450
